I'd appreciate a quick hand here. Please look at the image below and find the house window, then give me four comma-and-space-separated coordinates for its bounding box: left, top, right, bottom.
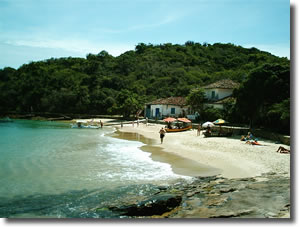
171, 108, 176, 114
211, 91, 215, 99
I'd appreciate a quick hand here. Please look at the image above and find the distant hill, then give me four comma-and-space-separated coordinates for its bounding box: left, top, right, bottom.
0, 42, 290, 131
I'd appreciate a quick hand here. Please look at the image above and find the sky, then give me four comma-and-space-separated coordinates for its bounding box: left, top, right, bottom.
0, 0, 291, 69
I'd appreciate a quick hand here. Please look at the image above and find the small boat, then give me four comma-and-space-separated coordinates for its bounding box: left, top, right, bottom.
164, 117, 192, 133
0, 117, 13, 123
71, 122, 100, 129
165, 125, 192, 132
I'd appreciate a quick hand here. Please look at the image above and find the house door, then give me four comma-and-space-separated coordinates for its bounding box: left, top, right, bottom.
155, 108, 160, 117
145, 105, 151, 118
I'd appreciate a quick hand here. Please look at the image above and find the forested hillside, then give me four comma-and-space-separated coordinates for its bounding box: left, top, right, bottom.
0, 42, 290, 133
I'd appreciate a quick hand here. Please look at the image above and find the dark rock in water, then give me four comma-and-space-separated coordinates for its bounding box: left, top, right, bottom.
110, 193, 182, 216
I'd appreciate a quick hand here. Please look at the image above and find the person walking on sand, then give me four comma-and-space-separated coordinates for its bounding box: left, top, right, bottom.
197, 124, 201, 136
100, 120, 103, 128
159, 127, 166, 144
121, 121, 123, 128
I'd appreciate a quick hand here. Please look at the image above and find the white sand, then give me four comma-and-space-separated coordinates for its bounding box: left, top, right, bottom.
116, 123, 290, 179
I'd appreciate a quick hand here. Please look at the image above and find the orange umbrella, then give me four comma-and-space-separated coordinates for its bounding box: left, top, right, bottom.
177, 118, 191, 123
163, 117, 176, 122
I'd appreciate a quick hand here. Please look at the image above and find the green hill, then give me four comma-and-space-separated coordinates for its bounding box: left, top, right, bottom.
0, 42, 290, 133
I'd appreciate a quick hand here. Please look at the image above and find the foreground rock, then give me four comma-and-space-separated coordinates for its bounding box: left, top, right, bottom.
1, 172, 289, 218
98, 172, 290, 218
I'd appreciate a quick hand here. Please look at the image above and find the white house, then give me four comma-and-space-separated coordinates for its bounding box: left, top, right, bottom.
202, 79, 240, 109
145, 97, 189, 119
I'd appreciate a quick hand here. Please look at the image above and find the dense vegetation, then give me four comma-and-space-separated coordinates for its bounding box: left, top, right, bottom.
0, 42, 290, 133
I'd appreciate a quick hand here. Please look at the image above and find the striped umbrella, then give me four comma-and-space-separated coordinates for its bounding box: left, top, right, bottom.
213, 119, 226, 125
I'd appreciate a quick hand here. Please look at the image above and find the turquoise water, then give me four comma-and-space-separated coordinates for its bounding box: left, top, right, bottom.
0, 120, 185, 217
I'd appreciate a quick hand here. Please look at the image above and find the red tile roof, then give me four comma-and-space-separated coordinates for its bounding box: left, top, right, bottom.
202, 79, 240, 89
148, 97, 187, 106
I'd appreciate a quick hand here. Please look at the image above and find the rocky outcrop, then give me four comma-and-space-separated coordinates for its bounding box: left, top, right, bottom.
163, 173, 290, 218
107, 173, 290, 218
1, 172, 290, 218
93, 172, 291, 218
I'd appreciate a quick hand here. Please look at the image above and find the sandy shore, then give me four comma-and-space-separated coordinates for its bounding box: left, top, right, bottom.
115, 122, 290, 179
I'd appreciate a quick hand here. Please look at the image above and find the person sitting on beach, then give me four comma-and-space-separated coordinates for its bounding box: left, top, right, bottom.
240, 135, 246, 141
159, 127, 166, 144
276, 146, 290, 154
246, 132, 254, 140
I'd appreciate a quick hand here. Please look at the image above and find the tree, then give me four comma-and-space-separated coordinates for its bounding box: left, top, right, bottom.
186, 88, 207, 121
115, 89, 144, 118
234, 63, 290, 131
266, 98, 290, 133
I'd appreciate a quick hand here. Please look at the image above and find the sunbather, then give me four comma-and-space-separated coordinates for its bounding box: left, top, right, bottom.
245, 139, 262, 145
276, 146, 290, 154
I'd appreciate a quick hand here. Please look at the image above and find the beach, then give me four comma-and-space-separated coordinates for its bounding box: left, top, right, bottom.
115, 122, 290, 179
0, 119, 290, 218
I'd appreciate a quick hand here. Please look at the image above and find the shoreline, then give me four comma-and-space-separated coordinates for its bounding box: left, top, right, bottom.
114, 122, 290, 179
112, 130, 221, 178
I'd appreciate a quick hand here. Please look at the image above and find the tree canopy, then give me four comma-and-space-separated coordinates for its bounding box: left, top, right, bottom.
0, 42, 290, 133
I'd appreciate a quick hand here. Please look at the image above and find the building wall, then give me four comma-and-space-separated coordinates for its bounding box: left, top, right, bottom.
204, 88, 233, 100
146, 104, 188, 119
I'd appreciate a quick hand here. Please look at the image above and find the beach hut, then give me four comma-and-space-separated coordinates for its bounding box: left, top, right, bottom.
144, 97, 189, 119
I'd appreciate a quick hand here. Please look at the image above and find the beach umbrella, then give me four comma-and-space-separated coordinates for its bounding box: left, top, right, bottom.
202, 121, 215, 128
177, 118, 191, 123
213, 119, 226, 125
163, 117, 176, 122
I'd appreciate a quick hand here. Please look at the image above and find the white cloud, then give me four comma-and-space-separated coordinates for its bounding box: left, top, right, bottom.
4, 38, 134, 57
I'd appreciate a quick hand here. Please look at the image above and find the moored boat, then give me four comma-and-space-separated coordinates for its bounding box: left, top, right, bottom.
163, 117, 192, 133
0, 117, 13, 123
165, 124, 192, 132
71, 121, 100, 129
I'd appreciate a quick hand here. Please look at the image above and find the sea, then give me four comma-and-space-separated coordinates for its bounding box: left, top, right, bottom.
0, 120, 188, 218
